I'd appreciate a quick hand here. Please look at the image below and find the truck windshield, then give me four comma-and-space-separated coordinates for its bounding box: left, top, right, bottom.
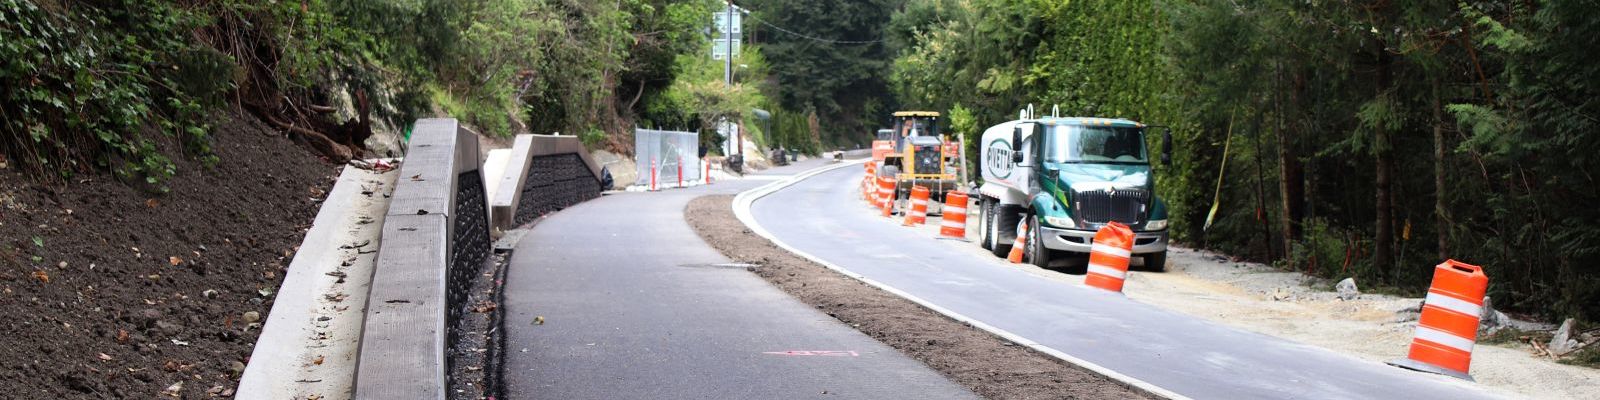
1042, 125, 1147, 164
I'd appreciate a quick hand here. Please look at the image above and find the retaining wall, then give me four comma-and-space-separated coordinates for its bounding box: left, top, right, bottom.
488, 134, 604, 231
355, 118, 489, 399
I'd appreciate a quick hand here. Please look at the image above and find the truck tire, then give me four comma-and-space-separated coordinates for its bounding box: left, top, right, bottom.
1026, 214, 1052, 268
988, 203, 1021, 258
980, 198, 996, 251
1143, 251, 1168, 272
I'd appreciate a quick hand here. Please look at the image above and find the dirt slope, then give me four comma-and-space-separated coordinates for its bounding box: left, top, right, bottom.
0, 112, 338, 398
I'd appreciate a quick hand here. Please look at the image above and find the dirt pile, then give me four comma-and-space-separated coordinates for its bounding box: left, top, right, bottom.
0, 112, 337, 398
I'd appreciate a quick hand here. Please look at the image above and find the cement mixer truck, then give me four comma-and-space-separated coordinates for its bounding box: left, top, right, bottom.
975, 107, 1173, 271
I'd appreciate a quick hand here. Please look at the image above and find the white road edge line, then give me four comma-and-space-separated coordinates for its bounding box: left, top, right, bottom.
731, 160, 1191, 400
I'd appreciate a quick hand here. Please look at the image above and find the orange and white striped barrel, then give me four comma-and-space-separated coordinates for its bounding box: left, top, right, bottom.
863, 163, 876, 202
938, 192, 969, 240
1006, 219, 1029, 264
1388, 260, 1488, 381
903, 186, 930, 226
1084, 222, 1133, 292
878, 176, 896, 217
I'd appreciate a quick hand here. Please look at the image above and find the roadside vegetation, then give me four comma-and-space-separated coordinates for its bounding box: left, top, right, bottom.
885, 0, 1600, 323
4, 0, 1593, 341
2, 0, 713, 181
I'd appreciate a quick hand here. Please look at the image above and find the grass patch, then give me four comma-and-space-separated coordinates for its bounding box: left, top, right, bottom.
1479, 327, 1538, 345
1560, 344, 1600, 368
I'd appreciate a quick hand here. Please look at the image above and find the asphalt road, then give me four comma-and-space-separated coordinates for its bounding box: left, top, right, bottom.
748, 164, 1500, 400
500, 158, 975, 399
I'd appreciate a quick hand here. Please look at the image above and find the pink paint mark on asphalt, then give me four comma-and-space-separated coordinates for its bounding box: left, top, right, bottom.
762, 350, 860, 357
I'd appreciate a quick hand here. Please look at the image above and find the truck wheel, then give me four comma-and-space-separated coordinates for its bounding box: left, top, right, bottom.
1143, 251, 1168, 272
980, 198, 996, 251
1026, 215, 1052, 268
989, 203, 1021, 258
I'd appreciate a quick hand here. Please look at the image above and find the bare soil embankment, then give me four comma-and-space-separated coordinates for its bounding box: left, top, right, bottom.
0, 112, 338, 398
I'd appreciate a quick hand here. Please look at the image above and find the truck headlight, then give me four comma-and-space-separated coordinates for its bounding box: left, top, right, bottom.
1146, 219, 1168, 231
1044, 215, 1076, 228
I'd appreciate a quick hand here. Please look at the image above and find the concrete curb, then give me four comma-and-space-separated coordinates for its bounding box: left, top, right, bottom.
732, 160, 1191, 400
238, 165, 396, 399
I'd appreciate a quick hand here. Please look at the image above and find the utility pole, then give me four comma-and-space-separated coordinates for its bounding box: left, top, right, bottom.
725, 0, 734, 85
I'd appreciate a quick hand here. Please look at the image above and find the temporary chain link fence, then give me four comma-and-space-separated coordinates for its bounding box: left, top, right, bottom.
634, 128, 702, 186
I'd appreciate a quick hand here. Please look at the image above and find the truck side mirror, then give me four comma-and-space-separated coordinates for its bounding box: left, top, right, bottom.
1161, 129, 1174, 166
1011, 126, 1024, 164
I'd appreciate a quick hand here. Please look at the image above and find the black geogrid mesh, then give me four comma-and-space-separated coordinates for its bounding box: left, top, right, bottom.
515, 154, 601, 226
448, 170, 491, 338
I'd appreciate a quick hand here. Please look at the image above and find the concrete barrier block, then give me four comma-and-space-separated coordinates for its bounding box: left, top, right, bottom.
388, 118, 481, 218
356, 214, 449, 400
489, 135, 536, 231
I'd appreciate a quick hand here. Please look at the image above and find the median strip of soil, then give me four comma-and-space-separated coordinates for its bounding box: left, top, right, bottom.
685, 195, 1152, 400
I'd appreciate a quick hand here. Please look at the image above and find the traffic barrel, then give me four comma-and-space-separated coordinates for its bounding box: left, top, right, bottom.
903, 186, 930, 226
863, 163, 875, 203
1084, 222, 1134, 292
1387, 260, 1489, 381
938, 192, 969, 240
878, 176, 897, 217
1007, 219, 1029, 264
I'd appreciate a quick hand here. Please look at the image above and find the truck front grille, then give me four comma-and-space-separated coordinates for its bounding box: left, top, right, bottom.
1075, 188, 1146, 224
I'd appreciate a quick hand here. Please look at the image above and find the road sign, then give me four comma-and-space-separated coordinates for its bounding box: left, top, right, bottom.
713, 7, 741, 34
711, 38, 742, 60
710, 6, 742, 60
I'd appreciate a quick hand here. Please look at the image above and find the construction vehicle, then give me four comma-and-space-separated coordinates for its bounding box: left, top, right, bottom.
976, 105, 1173, 271
873, 111, 960, 209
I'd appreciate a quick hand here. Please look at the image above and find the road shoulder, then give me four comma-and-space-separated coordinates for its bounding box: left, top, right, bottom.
686, 195, 1152, 399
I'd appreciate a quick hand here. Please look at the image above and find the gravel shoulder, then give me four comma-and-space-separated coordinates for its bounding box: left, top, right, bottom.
928, 207, 1596, 399
685, 195, 1152, 400
1132, 248, 1600, 400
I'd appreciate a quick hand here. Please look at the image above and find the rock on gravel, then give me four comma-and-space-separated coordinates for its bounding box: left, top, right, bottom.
1551, 318, 1582, 355
1336, 278, 1360, 300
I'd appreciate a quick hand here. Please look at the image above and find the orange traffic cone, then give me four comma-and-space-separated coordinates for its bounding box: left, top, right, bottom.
1084, 222, 1134, 292
903, 186, 930, 226
878, 176, 896, 217
938, 192, 969, 241
1007, 219, 1028, 264
1387, 260, 1489, 381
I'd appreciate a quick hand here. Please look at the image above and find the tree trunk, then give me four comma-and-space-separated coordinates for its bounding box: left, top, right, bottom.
1251, 111, 1275, 262
1432, 78, 1450, 260
1277, 66, 1305, 260
1374, 49, 1396, 281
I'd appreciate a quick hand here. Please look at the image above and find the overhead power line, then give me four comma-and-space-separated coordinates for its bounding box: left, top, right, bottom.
747, 14, 886, 45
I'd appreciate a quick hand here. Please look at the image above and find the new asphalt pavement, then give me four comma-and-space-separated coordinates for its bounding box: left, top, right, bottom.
500, 158, 975, 399
745, 163, 1500, 400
